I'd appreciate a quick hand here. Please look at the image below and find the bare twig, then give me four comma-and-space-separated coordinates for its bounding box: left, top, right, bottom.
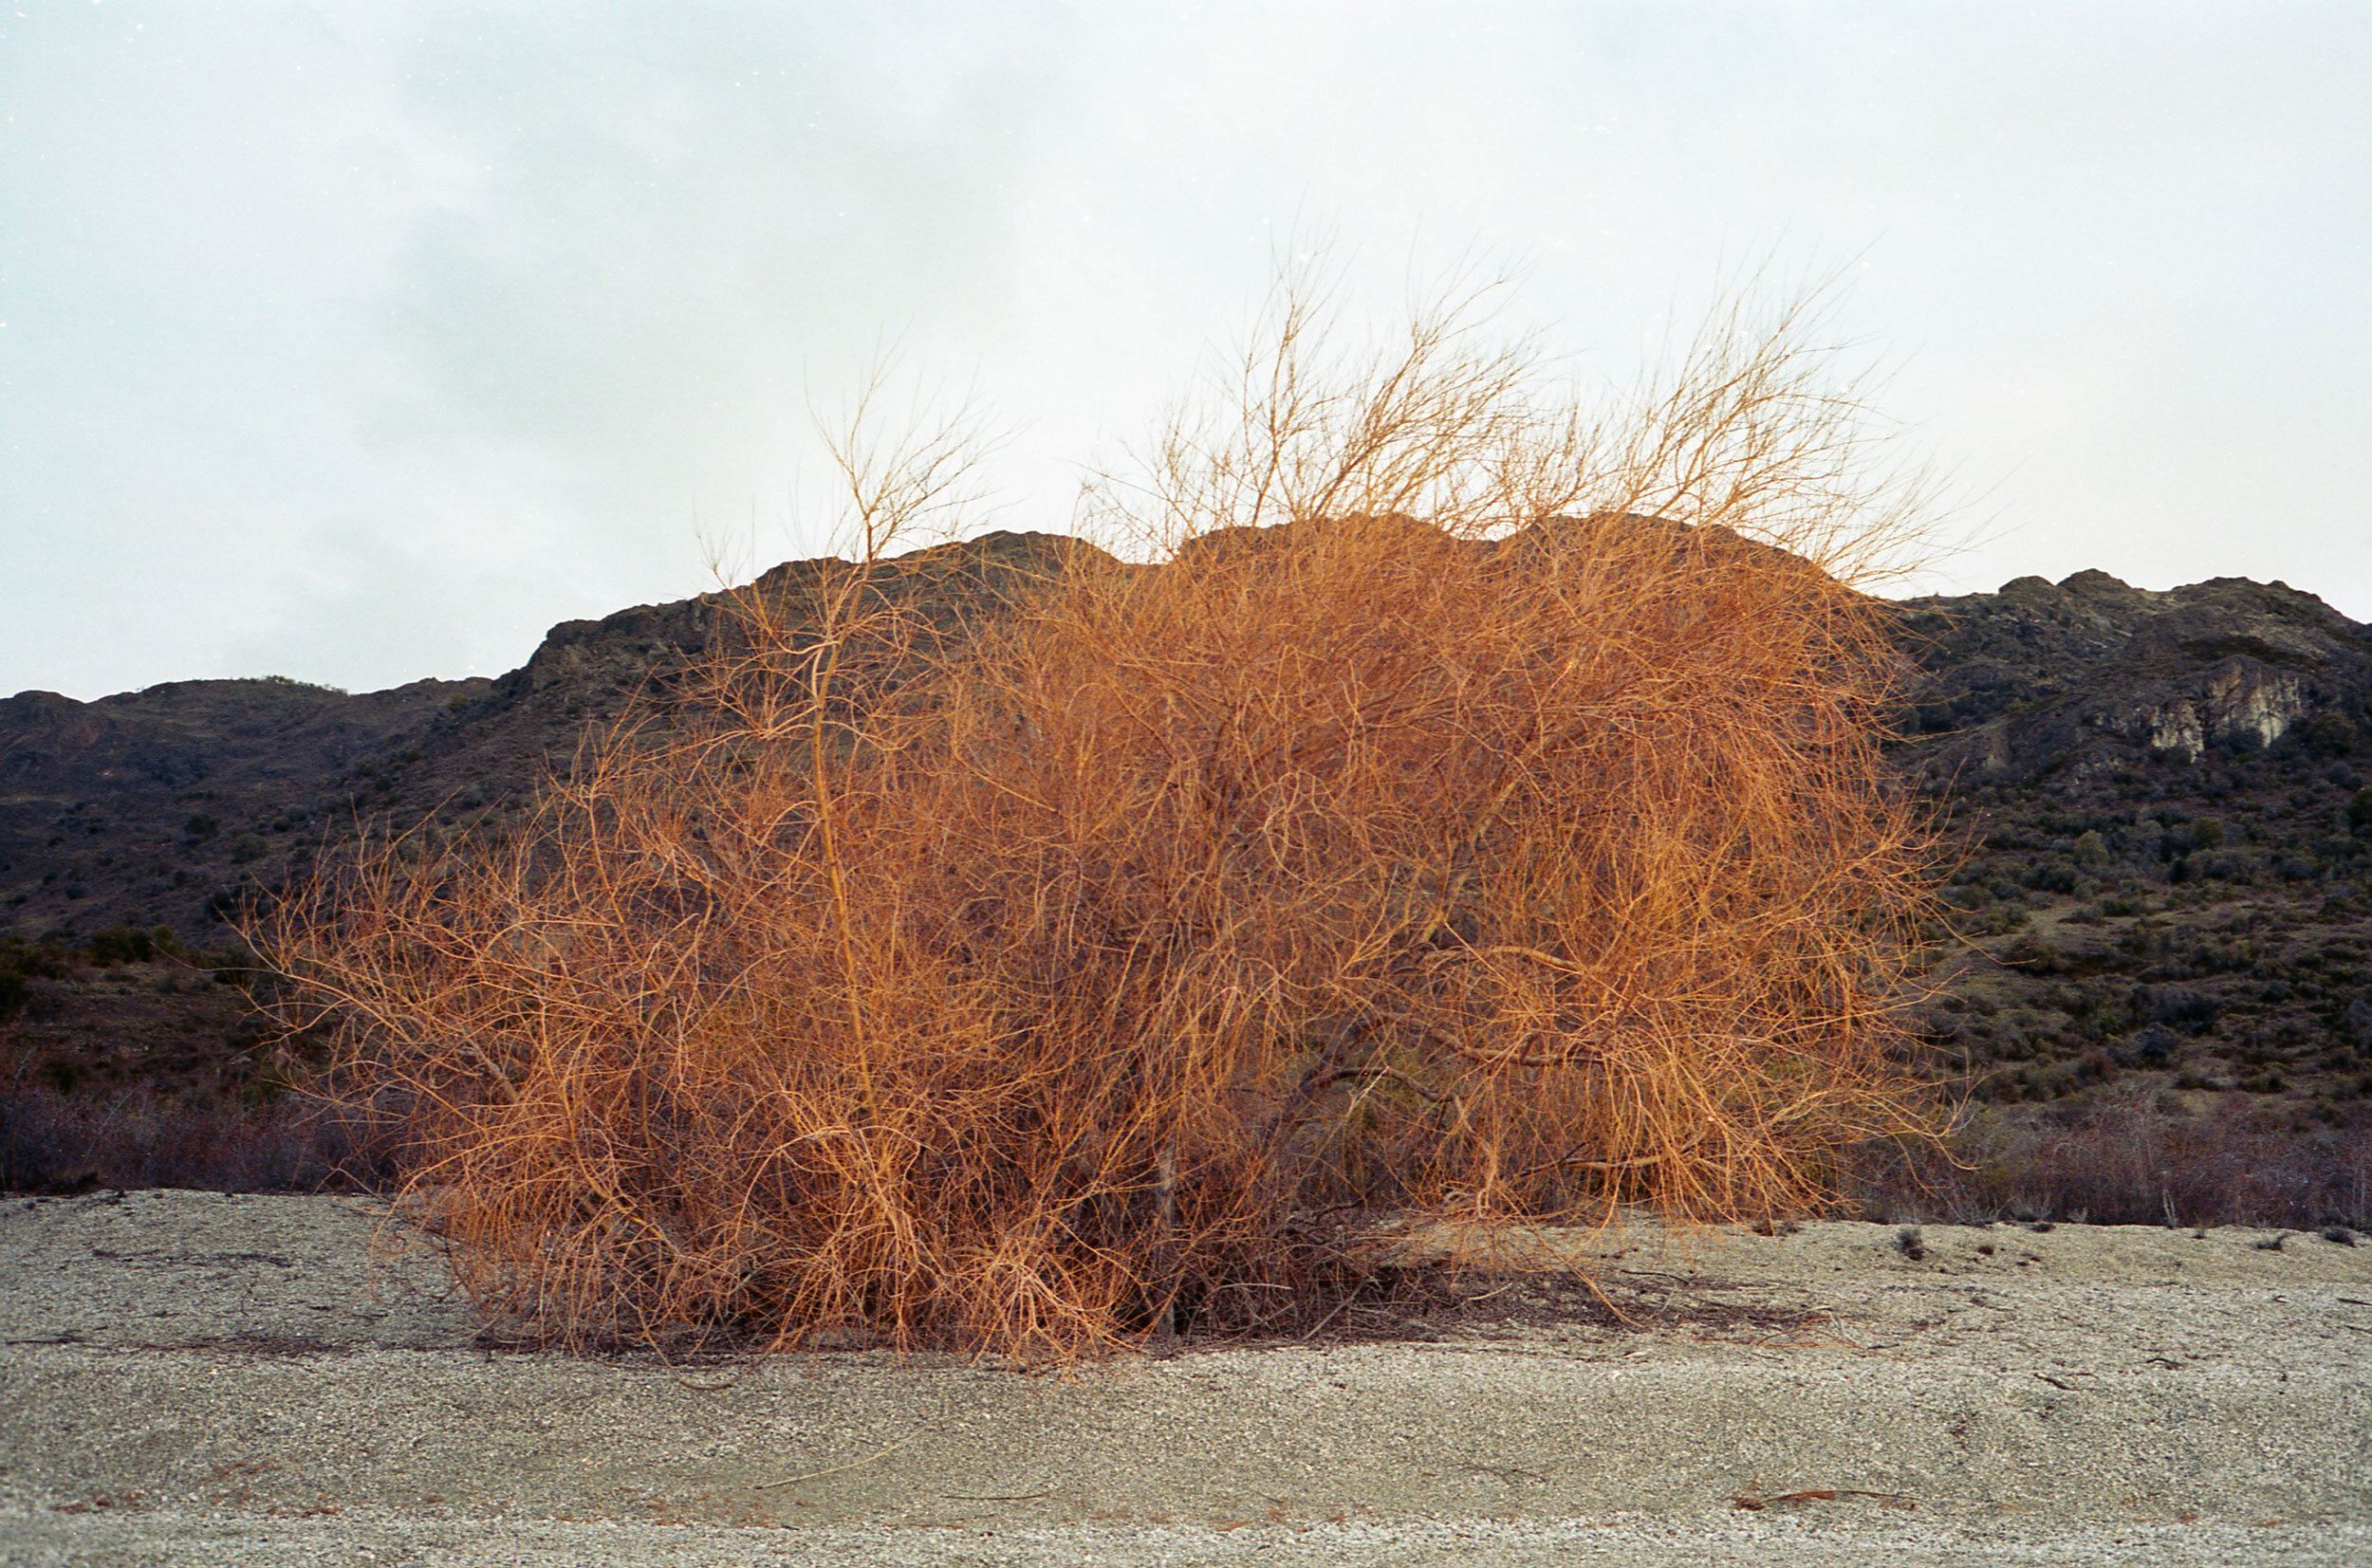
758, 1436, 917, 1490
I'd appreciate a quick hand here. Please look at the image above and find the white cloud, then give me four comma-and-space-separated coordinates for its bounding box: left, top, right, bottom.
4, 1, 2367, 697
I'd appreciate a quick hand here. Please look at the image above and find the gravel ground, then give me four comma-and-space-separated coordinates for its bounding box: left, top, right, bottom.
2, 1190, 2366, 1565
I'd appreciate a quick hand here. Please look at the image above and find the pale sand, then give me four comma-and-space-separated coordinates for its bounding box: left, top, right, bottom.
2, 1190, 2365, 1565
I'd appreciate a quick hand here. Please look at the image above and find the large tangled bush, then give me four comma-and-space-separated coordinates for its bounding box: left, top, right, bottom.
271, 277, 1945, 1356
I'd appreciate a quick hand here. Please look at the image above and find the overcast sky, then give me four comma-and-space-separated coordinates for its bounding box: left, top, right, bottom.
6, 2, 2368, 700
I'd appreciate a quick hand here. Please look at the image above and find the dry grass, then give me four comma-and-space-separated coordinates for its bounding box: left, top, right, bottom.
0, 1079, 404, 1196
1852, 1093, 2372, 1231
265, 268, 1948, 1356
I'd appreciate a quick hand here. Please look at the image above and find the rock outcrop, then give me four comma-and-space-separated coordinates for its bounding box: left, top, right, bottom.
1891, 570, 2372, 788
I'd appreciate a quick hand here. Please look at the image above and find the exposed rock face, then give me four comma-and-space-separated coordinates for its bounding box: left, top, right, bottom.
1891, 570, 2372, 788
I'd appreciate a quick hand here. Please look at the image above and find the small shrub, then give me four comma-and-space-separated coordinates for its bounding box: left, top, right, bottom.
85, 925, 181, 966
2025, 858, 2079, 895
2122, 1024, 2179, 1069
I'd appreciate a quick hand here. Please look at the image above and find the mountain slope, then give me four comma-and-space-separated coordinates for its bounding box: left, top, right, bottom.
5, 537, 2369, 1204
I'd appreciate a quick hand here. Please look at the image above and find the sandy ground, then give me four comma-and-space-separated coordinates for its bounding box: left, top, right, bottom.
1, 1190, 2367, 1566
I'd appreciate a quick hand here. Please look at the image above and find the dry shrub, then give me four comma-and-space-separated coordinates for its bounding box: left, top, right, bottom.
1853, 1093, 2372, 1230
0, 1079, 407, 1195
267, 271, 1946, 1356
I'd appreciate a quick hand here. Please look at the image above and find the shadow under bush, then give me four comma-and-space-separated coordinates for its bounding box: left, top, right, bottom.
269, 279, 1948, 1356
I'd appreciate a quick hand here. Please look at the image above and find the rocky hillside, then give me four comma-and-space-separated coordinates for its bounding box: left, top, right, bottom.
0, 529, 1084, 954
5, 531, 2370, 1205
0, 676, 485, 944
1892, 569, 2372, 785
1884, 571, 2372, 1140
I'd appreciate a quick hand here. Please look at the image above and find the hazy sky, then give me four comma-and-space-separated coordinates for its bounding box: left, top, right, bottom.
6, 3, 2368, 700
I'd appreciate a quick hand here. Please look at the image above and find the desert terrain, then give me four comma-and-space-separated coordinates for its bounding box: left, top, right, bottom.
2, 1190, 2366, 1565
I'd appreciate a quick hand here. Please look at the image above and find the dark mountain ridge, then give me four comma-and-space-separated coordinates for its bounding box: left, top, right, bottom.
0, 530, 1087, 948
6, 530, 2370, 1211
0, 676, 488, 939
11, 537, 2366, 951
